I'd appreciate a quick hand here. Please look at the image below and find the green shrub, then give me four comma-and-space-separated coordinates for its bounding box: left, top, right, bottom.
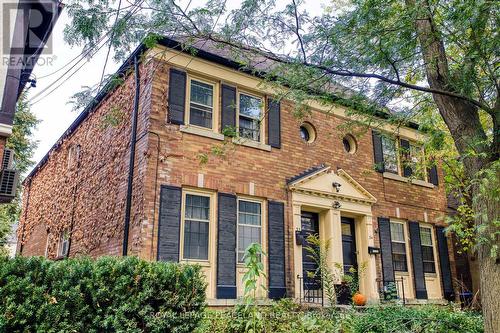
0, 256, 206, 333
343, 305, 483, 333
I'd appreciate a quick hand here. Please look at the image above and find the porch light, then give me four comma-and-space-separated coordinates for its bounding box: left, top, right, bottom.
332, 182, 342, 192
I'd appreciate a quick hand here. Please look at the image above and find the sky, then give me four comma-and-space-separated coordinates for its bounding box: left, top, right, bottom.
27, 1, 327, 174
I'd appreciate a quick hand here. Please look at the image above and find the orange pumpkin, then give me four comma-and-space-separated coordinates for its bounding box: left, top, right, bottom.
352, 292, 367, 306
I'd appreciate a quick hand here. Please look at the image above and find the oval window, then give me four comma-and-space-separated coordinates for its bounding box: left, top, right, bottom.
343, 135, 357, 154
299, 123, 316, 143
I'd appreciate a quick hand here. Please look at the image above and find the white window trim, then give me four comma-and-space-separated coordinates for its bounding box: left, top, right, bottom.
237, 197, 264, 264
180, 189, 214, 263
185, 75, 219, 132
237, 90, 265, 144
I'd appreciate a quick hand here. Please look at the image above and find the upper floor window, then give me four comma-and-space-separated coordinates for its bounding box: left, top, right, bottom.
382, 136, 398, 174
238, 93, 263, 142
237, 199, 262, 262
420, 226, 436, 273
183, 193, 210, 260
390, 222, 408, 272
188, 78, 215, 129
58, 228, 70, 257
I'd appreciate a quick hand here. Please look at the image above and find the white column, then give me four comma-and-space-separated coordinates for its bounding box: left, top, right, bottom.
292, 204, 302, 299
363, 215, 379, 300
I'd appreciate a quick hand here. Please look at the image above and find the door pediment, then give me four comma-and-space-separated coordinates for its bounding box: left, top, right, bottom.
288, 166, 376, 204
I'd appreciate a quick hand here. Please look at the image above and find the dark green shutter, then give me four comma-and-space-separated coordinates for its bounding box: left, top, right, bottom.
267, 99, 281, 148
268, 201, 286, 299
428, 165, 439, 186
436, 226, 454, 300
409, 221, 428, 299
167, 69, 186, 124
216, 192, 237, 299
378, 217, 395, 287
221, 84, 236, 133
372, 131, 384, 173
400, 139, 412, 178
157, 185, 182, 262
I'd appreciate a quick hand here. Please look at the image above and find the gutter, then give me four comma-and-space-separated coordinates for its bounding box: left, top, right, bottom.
122, 54, 141, 256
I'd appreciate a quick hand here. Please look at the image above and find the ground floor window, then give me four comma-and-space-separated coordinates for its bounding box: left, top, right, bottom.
390, 222, 408, 272
183, 193, 210, 260
237, 199, 262, 262
420, 226, 436, 273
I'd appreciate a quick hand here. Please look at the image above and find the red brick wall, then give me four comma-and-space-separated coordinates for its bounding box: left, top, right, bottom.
138, 59, 451, 294
18, 61, 155, 258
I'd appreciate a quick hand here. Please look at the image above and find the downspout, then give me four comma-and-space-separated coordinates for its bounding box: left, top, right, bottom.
122, 55, 140, 256
66, 145, 81, 257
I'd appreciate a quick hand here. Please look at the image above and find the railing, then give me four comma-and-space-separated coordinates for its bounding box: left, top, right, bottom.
378, 276, 406, 305
297, 275, 324, 306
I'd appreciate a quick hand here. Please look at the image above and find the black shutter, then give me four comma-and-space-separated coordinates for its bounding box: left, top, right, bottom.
268, 201, 286, 299
221, 84, 236, 133
409, 221, 428, 299
157, 185, 182, 262
378, 217, 395, 287
216, 192, 237, 299
436, 226, 454, 301
372, 130, 385, 173
167, 68, 186, 124
267, 99, 281, 149
400, 139, 413, 178
428, 164, 439, 186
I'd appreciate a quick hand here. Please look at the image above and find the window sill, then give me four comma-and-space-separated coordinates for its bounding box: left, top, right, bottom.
180, 125, 225, 141
395, 271, 410, 276
383, 172, 435, 189
424, 273, 438, 278
180, 259, 211, 267
232, 138, 272, 152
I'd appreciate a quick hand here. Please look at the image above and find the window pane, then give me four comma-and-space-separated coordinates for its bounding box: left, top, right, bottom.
190, 104, 212, 128
382, 136, 398, 173
190, 80, 213, 107
183, 220, 209, 260
392, 242, 406, 254
423, 261, 436, 273
185, 194, 210, 220
239, 94, 261, 119
390, 223, 405, 242
238, 201, 261, 226
420, 227, 432, 246
422, 245, 434, 262
239, 116, 260, 141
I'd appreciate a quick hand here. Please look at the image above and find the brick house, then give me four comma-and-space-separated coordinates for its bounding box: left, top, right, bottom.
18, 37, 456, 305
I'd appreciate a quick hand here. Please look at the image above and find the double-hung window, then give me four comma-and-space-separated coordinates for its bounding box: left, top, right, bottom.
382, 136, 398, 174
390, 222, 408, 271
409, 143, 425, 180
420, 226, 436, 273
237, 200, 262, 262
188, 79, 214, 129
183, 194, 210, 260
239, 93, 263, 142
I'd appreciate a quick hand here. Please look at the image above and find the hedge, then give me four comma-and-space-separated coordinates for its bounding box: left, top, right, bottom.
0, 256, 206, 333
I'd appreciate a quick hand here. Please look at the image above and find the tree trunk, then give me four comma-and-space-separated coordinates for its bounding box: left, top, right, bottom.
406, 1, 500, 331
472, 167, 500, 333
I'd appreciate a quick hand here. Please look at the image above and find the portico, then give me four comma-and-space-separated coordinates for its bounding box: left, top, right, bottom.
288, 165, 379, 303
